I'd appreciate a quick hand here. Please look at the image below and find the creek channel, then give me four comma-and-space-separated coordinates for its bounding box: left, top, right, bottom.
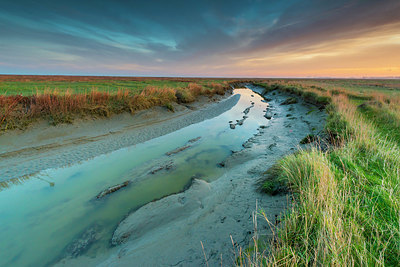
0, 88, 271, 266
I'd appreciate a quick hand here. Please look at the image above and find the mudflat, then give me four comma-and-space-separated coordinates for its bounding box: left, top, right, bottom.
55, 87, 326, 266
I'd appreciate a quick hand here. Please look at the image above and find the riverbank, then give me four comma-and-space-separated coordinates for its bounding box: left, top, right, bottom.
248, 81, 400, 266
0, 93, 237, 183
54, 85, 326, 266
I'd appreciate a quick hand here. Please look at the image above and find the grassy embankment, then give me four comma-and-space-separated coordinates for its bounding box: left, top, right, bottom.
0, 76, 232, 131
240, 79, 400, 266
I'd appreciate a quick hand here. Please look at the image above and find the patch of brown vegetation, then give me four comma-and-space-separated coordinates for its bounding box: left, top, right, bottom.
0, 81, 232, 131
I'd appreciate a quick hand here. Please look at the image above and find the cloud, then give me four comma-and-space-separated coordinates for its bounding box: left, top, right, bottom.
0, 0, 399, 76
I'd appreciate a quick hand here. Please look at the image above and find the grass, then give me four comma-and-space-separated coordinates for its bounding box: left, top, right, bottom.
257, 78, 400, 97
0, 76, 233, 131
0, 75, 232, 96
259, 164, 288, 196
164, 102, 175, 112
240, 79, 400, 266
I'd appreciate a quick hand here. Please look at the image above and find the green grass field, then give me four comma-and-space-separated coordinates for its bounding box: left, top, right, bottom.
0, 80, 188, 95
0, 75, 229, 96
264, 79, 400, 96
241, 79, 400, 266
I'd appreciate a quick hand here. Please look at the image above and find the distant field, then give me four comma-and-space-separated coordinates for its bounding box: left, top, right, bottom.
262, 78, 400, 96
0, 75, 233, 96
4, 75, 398, 97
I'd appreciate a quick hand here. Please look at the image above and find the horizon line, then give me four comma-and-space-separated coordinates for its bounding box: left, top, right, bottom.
1, 73, 400, 80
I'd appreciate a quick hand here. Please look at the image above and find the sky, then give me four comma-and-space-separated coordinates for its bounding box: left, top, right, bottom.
0, 0, 400, 78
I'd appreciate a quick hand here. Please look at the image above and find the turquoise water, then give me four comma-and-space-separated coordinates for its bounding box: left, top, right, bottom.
0, 88, 269, 266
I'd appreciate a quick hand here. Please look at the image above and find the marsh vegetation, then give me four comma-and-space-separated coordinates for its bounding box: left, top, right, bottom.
0, 75, 231, 131
241, 79, 400, 266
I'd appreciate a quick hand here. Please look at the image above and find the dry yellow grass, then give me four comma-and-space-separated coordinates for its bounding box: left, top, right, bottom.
0, 83, 230, 131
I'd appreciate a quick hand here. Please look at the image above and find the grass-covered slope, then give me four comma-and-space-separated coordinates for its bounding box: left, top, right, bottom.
0, 76, 231, 131
243, 80, 400, 266
0, 75, 230, 96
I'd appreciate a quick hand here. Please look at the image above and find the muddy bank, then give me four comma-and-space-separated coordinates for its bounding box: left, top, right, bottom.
0, 94, 238, 182
56, 85, 326, 266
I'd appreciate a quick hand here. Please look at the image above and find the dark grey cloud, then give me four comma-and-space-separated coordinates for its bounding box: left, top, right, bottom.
244, 0, 400, 54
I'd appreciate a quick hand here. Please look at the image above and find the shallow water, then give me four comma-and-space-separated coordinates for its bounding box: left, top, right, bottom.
0, 88, 269, 266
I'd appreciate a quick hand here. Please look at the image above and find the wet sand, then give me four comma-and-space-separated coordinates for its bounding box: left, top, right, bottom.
54, 87, 326, 266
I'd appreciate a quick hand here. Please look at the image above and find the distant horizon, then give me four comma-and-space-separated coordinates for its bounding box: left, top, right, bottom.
1, 73, 400, 80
